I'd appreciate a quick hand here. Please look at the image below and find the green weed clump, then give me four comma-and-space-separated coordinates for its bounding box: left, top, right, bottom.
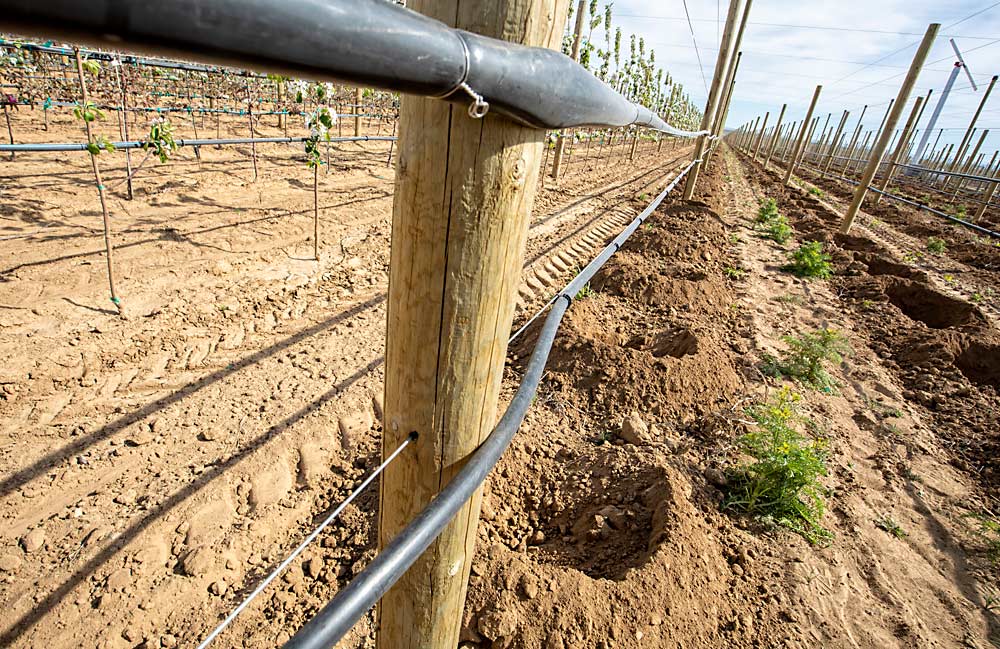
783, 241, 833, 279
724, 388, 831, 545
808, 187, 824, 198
768, 328, 850, 390
754, 198, 793, 244
926, 236, 947, 254
756, 198, 780, 224
968, 514, 1000, 564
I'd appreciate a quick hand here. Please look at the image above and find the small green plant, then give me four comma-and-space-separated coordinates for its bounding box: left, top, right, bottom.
783, 241, 832, 279
808, 186, 824, 198
763, 214, 793, 244
80, 57, 101, 76
723, 388, 831, 545
756, 198, 779, 224
143, 117, 178, 163
771, 328, 849, 390
304, 106, 335, 168
724, 265, 747, 280
860, 299, 876, 311
943, 273, 956, 284
968, 514, 1000, 564
956, 205, 969, 221
926, 236, 947, 254
875, 514, 907, 539
85, 135, 115, 156
902, 251, 924, 264
729, 232, 743, 244
638, 192, 649, 201
73, 101, 104, 123
575, 283, 593, 300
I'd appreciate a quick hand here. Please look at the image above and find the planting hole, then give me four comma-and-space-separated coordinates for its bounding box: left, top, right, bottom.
885, 280, 977, 329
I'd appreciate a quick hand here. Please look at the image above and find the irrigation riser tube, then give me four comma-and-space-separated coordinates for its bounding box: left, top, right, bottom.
280, 160, 698, 649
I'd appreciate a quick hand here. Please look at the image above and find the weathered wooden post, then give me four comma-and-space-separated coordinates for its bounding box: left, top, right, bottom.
551, 0, 586, 182
377, 1, 570, 647
841, 24, 939, 233
822, 110, 849, 173
753, 111, 769, 160
975, 161, 1000, 221
684, 0, 746, 200
875, 96, 924, 203
783, 85, 821, 186
763, 103, 786, 169
354, 86, 363, 136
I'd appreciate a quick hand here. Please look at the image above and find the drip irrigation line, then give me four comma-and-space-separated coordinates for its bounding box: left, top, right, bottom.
0, 135, 397, 152
282, 160, 697, 649
196, 432, 417, 649
790, 158, 1000, 238
894, 161, 998, 183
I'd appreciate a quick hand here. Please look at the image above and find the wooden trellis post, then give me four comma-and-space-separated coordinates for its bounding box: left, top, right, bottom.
783, 85, 821, 186
354, 86, 362, 136
551, 0, 586, 182
377, 1, 570, 647
841, 23, 939, 233
875, 96, 924, 203
763, 103, 786, 169
683, 0, 746, 200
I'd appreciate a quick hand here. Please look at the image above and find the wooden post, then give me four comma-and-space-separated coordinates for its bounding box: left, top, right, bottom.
354, 86, 362, 136
709, 50, 743, 163
752, 111, 770, 160
747, 115, 760, 155
783, 85, 821, 186
245, 78, 258, 181
377, 1, 569, 648
763, 103, 787, 170
875, 96, 923, 203
551, 0, 586, 182
3, 103, 14, 161
841, 23, 939, 233
73, 48, 122, 316
975, 159, 1000, 221
313, 164, 320, 260
111, 57, 135, 199
707, 0, 753, 163
822, 110, 849, 173
950, 128, 989, 202
946, 74, 997, 178
839, 105, 867, 173
684, 0, 746, 200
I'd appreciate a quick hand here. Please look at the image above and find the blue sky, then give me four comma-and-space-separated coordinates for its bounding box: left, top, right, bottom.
592, 0, 1000, 161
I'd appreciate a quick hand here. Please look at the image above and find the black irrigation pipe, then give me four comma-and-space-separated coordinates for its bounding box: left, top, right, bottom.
281, 160, 697, 649
893, 162, 998, 184
794, 160, 1000, 240
0, 135, 396, 152
0, 0, 704, 135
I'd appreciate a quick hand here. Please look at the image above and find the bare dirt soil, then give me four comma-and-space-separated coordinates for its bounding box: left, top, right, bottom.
2, 103, 999, 649
0, 106, 692, 648
462, 148, 1000, 648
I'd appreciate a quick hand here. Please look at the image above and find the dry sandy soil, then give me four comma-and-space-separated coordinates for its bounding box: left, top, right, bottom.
0, 106, 689, 647
1, 99, 1000, 649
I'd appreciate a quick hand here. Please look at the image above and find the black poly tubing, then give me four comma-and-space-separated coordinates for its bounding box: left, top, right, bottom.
795, 161, 1000, 240
281, 161, 697, 649
0, 0, 702, 134
0, 135, 396, 152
